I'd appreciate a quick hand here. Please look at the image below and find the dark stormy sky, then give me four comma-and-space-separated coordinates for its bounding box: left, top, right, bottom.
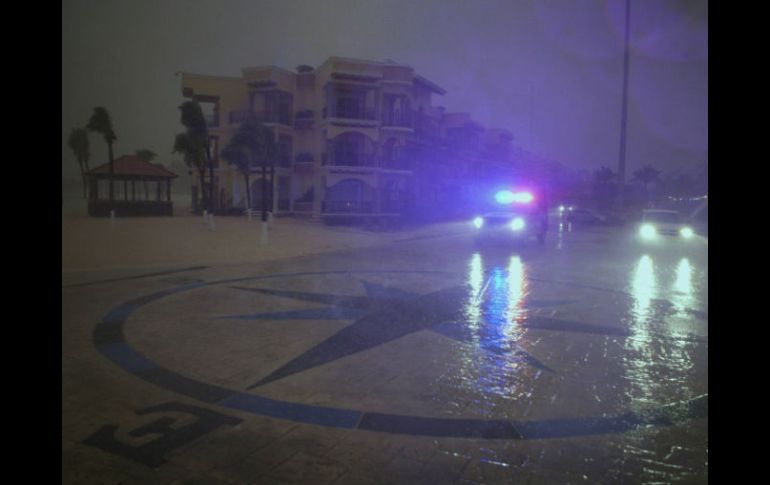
62, 0, 707, 187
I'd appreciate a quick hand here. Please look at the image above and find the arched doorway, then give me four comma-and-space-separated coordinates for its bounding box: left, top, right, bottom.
325, 178, 373, 213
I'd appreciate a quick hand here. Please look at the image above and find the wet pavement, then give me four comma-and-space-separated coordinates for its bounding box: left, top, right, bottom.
62, 220, 708, 484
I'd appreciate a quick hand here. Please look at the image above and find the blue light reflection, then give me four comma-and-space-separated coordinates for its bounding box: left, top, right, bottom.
454, 253, 534, 401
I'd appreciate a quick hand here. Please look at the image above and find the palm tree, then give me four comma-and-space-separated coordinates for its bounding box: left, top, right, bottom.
86, 107, 117, 206
175, 101, 213, 213
259, 124, 277, 219
594, 166, 616, 183
135, 149, 157, 162
221, 120, 277, 213
221, 121, 258, 210
632, 164, 661, 202
67, 128, 90, 199
173, 133, 207, 212
592, 166, 617, 209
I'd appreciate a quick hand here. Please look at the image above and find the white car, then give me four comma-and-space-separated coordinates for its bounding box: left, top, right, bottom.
638, 209, 695, 241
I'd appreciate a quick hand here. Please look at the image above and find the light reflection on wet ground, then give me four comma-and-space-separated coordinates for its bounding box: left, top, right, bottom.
99, 221, 707, 482
423, 224, 706, 481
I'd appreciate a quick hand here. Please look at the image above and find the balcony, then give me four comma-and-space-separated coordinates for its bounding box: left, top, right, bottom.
323, 106, 377, 121
295, 152, 314, 163
228, 110, 253, 125
381, 110, 413, 129
294, 110, 314, 129
229, 110, 292, 126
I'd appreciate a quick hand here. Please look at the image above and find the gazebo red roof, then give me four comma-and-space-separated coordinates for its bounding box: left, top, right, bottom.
86, 155, 178, 178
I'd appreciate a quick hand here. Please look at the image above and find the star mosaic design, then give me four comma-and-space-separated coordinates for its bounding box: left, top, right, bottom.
219, 279, 633, 389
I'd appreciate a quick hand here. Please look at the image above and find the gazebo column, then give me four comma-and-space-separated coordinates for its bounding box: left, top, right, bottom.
167, 179, 171, 202
89, 177, 98, 200
132, 179, 136, 200
124, 179, 128, 200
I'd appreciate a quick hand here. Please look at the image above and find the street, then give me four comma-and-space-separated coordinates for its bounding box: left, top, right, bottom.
62, 219, 708, 484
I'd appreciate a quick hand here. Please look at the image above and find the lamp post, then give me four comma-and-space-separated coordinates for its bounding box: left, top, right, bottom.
617, 0, 631, 210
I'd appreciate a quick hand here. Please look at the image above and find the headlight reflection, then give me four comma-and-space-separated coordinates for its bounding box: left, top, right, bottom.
630, 255, 656, 328
466, 253, 484, 329
672, 258, 695, 315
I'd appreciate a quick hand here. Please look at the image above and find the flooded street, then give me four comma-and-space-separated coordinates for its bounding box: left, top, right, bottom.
63, 220, 707, 483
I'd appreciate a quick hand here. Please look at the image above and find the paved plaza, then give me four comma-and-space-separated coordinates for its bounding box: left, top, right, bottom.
62, 215, 708, 484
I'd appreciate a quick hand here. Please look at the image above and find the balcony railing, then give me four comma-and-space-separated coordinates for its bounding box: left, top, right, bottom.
228, 110, 253, 125
229, 110, 292, 125
323, 107, 377, 121
294, 110, 315, 129
295, 152, 314, 163
322, 152, 377, 167
381, 110, 413, 128
295, 109, 314, 119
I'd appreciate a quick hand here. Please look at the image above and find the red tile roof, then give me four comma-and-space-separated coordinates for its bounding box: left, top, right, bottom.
86, 155, 178, 178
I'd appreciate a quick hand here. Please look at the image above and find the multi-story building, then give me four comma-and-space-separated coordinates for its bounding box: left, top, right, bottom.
179, 57, 517, 221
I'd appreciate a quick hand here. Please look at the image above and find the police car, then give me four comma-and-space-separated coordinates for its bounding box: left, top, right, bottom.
472, 189, 548, 245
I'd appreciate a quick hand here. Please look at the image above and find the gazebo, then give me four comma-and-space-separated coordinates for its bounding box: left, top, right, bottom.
85, 155, 178, 216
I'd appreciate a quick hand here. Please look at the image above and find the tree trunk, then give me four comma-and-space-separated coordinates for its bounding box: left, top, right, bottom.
268, 163, 275, 213
209, 162, 215, 213
108, 141, 115, 206
197, 166, 206, 214
261, 163, 267, 222
245, 173, 251, 210
206, 141, 214, 214
78, 160, 87, 199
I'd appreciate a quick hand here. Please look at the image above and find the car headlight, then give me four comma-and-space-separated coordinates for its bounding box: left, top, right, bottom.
639, 223, 656, 239
681, 227, 694, 238
473, 216, 484, 229
511, 217, 525, 231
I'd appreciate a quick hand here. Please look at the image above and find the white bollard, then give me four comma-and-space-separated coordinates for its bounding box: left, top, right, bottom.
268, 211, 274, 229
203, 209, 208, 223
209, 213, 215, 231
110, 209, 115, 227
260, 221, 269, 245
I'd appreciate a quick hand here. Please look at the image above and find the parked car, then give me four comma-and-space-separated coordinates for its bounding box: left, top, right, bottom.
565, 207, 625, 225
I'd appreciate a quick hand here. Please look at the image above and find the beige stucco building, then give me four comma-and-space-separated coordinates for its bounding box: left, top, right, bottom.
180, 57, 518, 221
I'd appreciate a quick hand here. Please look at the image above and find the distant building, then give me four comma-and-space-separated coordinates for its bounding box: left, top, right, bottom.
85, 155, 178, 216
179, 57, 528, 222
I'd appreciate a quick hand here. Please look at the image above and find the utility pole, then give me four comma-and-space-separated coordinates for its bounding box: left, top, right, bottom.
528, 82, 534, 150
617, 0, 631, 210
